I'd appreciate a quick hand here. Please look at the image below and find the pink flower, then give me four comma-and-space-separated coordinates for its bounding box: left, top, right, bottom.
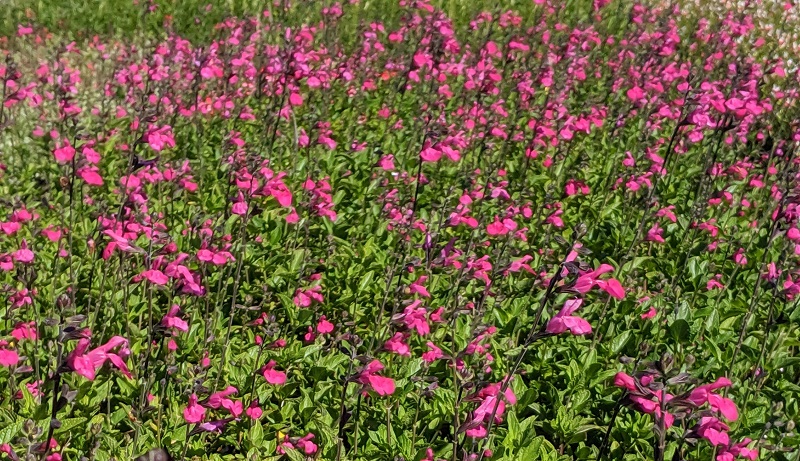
161, 305, 189, 332
262, 360, 287, 385
66, 336, 131, 380
293, 286, 323, 307
316, 316, 334, 334
696, 416, 730, 446
613, 372, 637, 392
708, 393, 739, 421
0, 222, 20, 235
646, 224, 665, 243
464, 380, 517, 438
42, 226, 62, 242
409, 276, 431, 298
486, 217, 516, 236
377, 155, 395, 170
397, 301, 430, 335
384, 332, 411, 356
296, 434, 317, 455
289, 93, 303, 106
640, 307, 657, 319
596, 278, 625, 299
183, 394, 206, 424
206, 386, 237, 409
0, 345, 20, 367
141, 269, 169, 285
204, 386, 242, 417
232, 201, 248, 216
146, 125, 175, 152
422, 342, 443, 363
356, 360, 395, 396
11, 321, 37, 341
12, 241, 34, 263
717, 438, 758, 461
626, 86, 645, 102
78, 167, 104, 186
246, 400, 263, 420
53, 142, 76, 163
546, 299, 592, 335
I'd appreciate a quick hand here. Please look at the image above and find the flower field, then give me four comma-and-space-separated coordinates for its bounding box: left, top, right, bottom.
0, 0, 799, 460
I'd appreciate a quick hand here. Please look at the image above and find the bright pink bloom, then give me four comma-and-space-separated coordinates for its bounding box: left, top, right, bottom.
246, 400, 263, 420
183, 394, 206, 423
546, 299, 592, 335
262, 360, 287, 385
11, 321, 37, 341
384, 332, 411, 356
161, 305, 189, 332
141, 269, 169, 285
12, 241, 34, 263
296, 434, 317, 455
613, 372, 637, 392
53, 142, 76, 163
422, 342, 444, 363
356, 360, 395, 396
78, 168, 104, 186
316, 316, 334, 334
66, 336, 131, 380
0, 346, 20, 367
696, 416, 730, 446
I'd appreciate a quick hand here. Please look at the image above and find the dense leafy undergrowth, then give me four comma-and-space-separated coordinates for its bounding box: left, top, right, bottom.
0, 1, 799, 460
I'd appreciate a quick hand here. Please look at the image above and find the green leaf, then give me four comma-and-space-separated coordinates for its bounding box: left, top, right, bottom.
668, 319, 691, 344
56, 417, 88, 434
518, 436, 557, 460
249, 420, 264, 448
283, 447, 305, 461
611, 330, 632, 354
0, 418, 23, 444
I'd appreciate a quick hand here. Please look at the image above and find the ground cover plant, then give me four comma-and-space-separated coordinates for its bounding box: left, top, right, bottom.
0, 0, 799, 460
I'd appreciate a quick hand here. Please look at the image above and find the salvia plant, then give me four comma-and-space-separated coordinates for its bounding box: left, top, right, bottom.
0, 0, 798, 460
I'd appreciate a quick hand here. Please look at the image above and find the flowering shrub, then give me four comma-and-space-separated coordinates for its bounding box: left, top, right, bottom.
0, 1, 799, 460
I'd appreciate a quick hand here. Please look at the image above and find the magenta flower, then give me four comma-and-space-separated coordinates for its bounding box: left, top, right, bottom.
422, 342, 444, 363
246, 400, 263, 420
696, 416, 730, 446
11, 321, 37, 341
0, 221, 20, 235
716, 438, 758, 461
161, 305, 189, 332
546, 299, 592, 335
262, 360, 287, 385
396, 301, 430, 335
408, 276, 431, 297
183, 394, 206, 424
66, 336, 131, 380
356, 360, 395, 396
205, 386, 243, 417
53, 141, 76, 163
573, 264, 626, 299
316, 316, 334, 334
463, 380, 517, 439
77, 167, 104, 186
384, 332, 411, 356
141, 269, 169, 285
688, 377, 738, 421
12, 240, 34, 263
0, 342, 20, 367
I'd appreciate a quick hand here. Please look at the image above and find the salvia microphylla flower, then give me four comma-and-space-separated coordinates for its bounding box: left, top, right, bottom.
461, 380, 517, 438
355, 360, 396, 396
546, 298, 592, 335
277, 433, 317, 455
66, 336, 132, 381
